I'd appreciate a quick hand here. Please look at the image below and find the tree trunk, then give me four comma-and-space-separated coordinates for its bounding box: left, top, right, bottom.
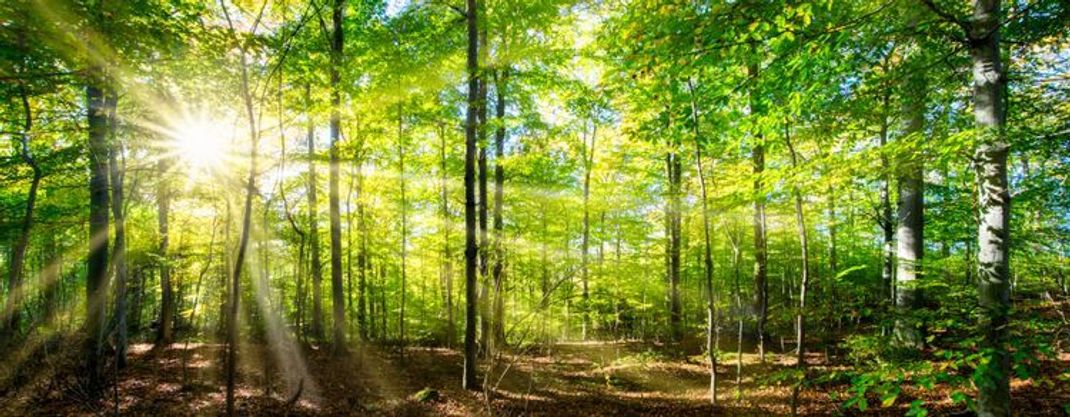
85, 73, 111, 395
666, 142, 683, 342
687, 79, 717, 405
463, 0, 481, 391
581, 118, 595, 341
748, 63, 768, 361
440, 124, 455, 348
878, 92, 894, 304
3, 85, 40, 336
492, 70, 507, 347
306, 84, 324, 342
108, 102, 128, 368
357, 163, 368, 340
785, 124, 809, 417
970, 0, 1011, 414
477, 24, 491, 355
397, 104, 408, 356
328, 0, 347, 354
157, 158, 174, 346
894, 77, 926, 348
224, 4, 260, 410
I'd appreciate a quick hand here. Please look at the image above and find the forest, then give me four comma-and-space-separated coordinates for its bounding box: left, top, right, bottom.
0, 0, 1068, 415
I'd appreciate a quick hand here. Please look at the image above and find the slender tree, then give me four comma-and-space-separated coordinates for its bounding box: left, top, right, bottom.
306, 84, 324, 341
2, 85, 40, 336
463, 0, 481, 391
328, 0, 347, 353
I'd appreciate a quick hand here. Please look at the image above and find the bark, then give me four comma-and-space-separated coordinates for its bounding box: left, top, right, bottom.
477, 24, 490, 354
687, 79, 717, 405
492, 70, 507, 347
397, 105, 408, 355
785, 124, 810, 416
3, 84, 39, 336
463, 0, 481, 391
748, 63, 768, 361
666, 141, 683, 342
894, 77, 926, 348
357, 163, 368, 340
85, 72, 110, 395
306, 84, 324, 341
108, 99, 128, 368
878, 93, 895, 303
157, 158, 174, 346
328, 0, 347, 353
581, 118, 595, 341
223, 2, 260, 411
969, 0, 1011, 414
440, 124, 455, 348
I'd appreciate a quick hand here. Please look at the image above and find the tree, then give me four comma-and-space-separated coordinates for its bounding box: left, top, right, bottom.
894, 69, 926, 348
2, 83, 40, 336
328, 0, 347, 354
462, 0, 481, 391
85, 68, 111, 395
307, 84, 324, 341
157, 158, 174, 346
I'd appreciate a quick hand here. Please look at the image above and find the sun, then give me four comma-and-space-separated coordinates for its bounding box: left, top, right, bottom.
171, 115, 228, 174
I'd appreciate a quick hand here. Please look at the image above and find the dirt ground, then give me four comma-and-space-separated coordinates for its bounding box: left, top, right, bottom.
1, 335, 1068, 416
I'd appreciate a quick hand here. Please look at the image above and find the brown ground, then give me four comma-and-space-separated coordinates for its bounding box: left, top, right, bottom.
1, 335, 1067, 416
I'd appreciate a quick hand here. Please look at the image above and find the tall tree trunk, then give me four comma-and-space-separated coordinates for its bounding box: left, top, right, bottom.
687, 79, 717, 405
970, 0, 1011, 414
748, 63, 768, 361
463, 0, 481, 391
894, 76, 926, 348
581, 119, 595, 341
85, 72, 111, 395
397, 104, 408, 356
440, 124, 455, 348
785, 124, 810, 417
878, 93, 894, 305
223, 3, 259, 411
108, 100, 128, 368
666, 139, 682, 342
357, 163, 368, 340
3, 85, 39, 336
306, 84, 324, 341
477, 24, 491, 355
157, 158, 174, 346
328, 0, 347, 354
492, 70, 507, 347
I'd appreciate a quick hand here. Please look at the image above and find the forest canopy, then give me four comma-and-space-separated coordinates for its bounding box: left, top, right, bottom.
1, 0, 1068, 415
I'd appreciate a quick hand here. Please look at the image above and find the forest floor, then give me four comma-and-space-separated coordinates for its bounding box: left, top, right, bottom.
2, 332, 1069, 416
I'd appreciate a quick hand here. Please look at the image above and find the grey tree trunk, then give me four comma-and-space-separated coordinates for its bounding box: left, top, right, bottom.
3, 85, 39, 336
328, 0, 347, 353
492, 70, 507, 346
306, 84, 324, 341
86, 74, 111, 395
397, 105, 408, 356
463, 0, 481, 391
223, 3, 259, 411
440, 124, 455, 348
748, 63, 768, 361
477, 25, 490, 354
581, 119, 595, 341
970, 0, 1011, 414
894, 77, 926, 348
687, 79, 717, 405
157, 158, 174, 346
785, 124, 809, 417
878, 93, 895, 303
108, 105, 128, 368
665, 142, 683, 342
